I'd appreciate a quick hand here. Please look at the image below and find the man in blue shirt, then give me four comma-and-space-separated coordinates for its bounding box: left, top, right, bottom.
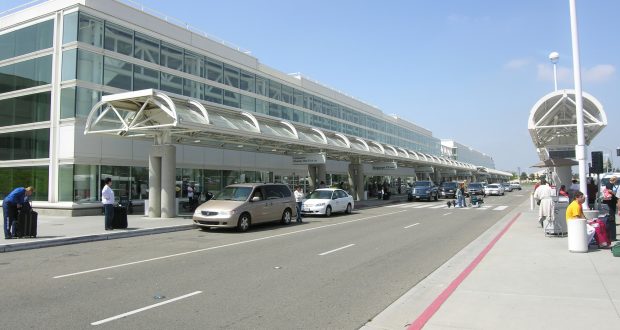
3, 186, 34, 239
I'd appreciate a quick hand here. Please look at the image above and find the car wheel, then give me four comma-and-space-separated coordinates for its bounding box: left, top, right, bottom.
408, 196, 413, 202
325, 206, 332, 217
345, 203, 352, 214
281, 208, 292, 225
237, 213, 251, 232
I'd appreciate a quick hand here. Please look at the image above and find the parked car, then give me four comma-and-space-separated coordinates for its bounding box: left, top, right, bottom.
484, 183, 505, 196
301, 188, 354, 217
409, 181, 439, 201
509, 182, 522, 190
500, 182, 513, 192
192, 183, 296, 232
467, 182, 486, 197
439, 181, 459, 199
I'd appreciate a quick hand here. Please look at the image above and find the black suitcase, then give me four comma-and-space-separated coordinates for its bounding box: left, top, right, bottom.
112, 205, 128, 229
15, 207, 37, 238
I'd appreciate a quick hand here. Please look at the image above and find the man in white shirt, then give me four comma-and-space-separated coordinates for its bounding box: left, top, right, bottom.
102, 177, 115, 230
294, 186, 304, 223
533, 178, 553, 228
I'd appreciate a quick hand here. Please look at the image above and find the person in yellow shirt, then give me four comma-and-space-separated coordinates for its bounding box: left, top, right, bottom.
566, 191, 585, 220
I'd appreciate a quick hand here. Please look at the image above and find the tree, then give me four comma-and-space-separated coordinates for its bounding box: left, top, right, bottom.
528, 173, 536, 181
520, 172, 528, 181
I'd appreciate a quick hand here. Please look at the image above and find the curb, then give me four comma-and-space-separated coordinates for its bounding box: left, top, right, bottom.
0, 224, 196, 253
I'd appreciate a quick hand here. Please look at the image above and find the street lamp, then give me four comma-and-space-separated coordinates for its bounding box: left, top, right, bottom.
549, 51, 559, 91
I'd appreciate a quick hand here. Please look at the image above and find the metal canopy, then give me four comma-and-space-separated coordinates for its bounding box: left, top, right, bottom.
84, 89, 507, 176
528, 90, 607, 160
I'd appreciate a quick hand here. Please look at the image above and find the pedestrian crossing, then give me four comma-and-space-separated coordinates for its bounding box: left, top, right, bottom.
386, 203, 509, 211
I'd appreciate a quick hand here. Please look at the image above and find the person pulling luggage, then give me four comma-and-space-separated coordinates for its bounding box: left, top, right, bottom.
102, 177, 115, 230
3, 186, 34, 239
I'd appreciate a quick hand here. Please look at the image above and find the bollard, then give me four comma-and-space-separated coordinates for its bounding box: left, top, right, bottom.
567, 219, 588, 253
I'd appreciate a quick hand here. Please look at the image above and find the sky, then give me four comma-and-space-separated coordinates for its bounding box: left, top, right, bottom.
1, 0, 618, 175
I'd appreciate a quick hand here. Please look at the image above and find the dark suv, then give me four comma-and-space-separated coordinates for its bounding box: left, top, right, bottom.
467, 182, 486, 197
439, 181, 458, 199
408, 181, 439, 201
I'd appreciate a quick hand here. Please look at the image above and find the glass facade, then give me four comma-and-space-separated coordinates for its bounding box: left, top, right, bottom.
56, 11, 441, 154
0, 166, 48, 201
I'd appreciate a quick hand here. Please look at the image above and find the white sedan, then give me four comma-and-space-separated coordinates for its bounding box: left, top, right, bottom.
301, 188, 354, 217
484, 184, 505, 196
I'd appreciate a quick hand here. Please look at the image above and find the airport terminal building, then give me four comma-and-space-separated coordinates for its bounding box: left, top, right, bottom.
0, 0, 509, 216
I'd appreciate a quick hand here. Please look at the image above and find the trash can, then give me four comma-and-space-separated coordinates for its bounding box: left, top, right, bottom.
567, 219, 588, 253
546, 198, 568, 235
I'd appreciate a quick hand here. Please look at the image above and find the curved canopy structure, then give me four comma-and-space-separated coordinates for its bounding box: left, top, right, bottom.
85, 89, 508, 177
528, 89, 607, 160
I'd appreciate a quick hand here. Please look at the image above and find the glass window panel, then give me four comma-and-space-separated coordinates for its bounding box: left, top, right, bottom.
0, 20, 53, 62
184, 51, 203, 77
160, 42, 183, 71
203, 84, 222, 104
76, 12, 103, 47
268, 102, 281, 118
223, 64, 239, 88
240, 95, 255, 111
134, 32, 159, 65
62, 12, 78, 44
0, 166, 48, 201
77, 49, 103, 84
160, 72, 183, 94
255, 99, 268, 115
104, 22, 133, 55
205, 57, 223, 83
293, 89, 303, 107
103, 57, 132, 90
255, 75, 267, 96
58, 164, 74, 202
0, 55, 52, 93
0, 128, 49, 160
293, 109, 306, 123
223, 90, 240, 108
76, 87, 101, 118
281, 106, 292, 120
0, 91, 51, 125
268, 80, 281, 100
131, 166, 149, 200
281, 85, 293, 104
183, 79, 204, 99
133, 64, 159, 90
303, 93, 311, 109
100, 165, 131, 201
61, 49, 77, 81
60, 87, 76, 119
239, 70, 255, 92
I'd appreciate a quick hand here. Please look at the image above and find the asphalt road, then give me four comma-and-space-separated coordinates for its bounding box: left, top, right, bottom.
0, 192, 529, 329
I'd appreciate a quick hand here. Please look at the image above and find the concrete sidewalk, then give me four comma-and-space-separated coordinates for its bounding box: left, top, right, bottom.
0, 193, 408, 253
362, 199, 620, 330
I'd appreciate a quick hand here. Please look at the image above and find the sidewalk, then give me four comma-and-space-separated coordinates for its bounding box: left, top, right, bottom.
0, 194, 408, 253
362, 199, 620, 330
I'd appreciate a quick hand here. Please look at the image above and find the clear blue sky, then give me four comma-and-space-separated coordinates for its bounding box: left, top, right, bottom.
2, 0, 618, 174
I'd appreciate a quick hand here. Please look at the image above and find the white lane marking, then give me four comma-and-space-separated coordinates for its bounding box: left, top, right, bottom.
91, 291, 202, 325
413, 204, 433, 208
404, 223, 420, 229
399, 204, 419, 208
493, 206, 508, 211
318, 243, 355, 256
430, 205, 447, 209
442, 213, 452, 216
54, 210, 408, 279
386, 204, 405, 208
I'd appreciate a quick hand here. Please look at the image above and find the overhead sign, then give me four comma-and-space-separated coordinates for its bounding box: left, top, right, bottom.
292, 153, 326, 165
372, 161, 398, 170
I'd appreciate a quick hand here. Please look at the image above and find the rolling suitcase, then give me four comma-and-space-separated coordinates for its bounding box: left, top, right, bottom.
590, 219, 610, 248
15, 206, 38, 238
112, 205, 128, 229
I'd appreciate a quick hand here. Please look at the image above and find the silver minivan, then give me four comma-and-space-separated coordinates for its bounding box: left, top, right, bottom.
192, 183, 296, 231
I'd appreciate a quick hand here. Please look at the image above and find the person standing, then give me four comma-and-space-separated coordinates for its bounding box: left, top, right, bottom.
533, 179, 553, 228
455, 182, 465, 208
586, 177, 597, 210
102, 177, 115, 230
603, 176, 619, 241
294, 186, 304, 223
3, 186, 34, 239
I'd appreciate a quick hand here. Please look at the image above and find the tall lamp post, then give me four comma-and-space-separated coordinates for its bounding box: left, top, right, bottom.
549, 51, 559, 91
569, 0, 588, 198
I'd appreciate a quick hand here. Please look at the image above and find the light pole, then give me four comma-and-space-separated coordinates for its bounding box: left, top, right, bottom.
569, 0, 588, 198
549, 51, 559, 91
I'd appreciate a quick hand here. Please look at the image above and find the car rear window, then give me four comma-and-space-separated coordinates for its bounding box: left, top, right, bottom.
414, 181, 431, 187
